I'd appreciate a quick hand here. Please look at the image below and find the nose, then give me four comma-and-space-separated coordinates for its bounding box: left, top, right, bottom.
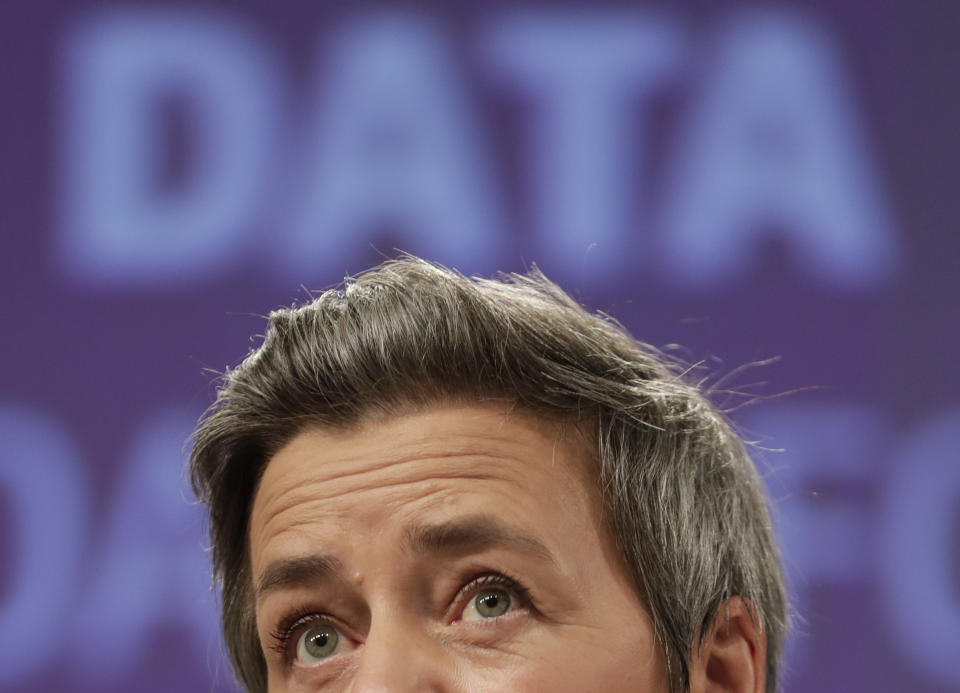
348, 614, 454, 693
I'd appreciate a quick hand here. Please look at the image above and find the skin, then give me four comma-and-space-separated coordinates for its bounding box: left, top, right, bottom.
248, 403, 765, 693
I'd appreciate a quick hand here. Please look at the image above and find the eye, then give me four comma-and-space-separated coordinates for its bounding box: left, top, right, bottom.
269, 612, 355, 668
463, 588, 512, 621
456, 574, 532, 624
296, 623, 344, 664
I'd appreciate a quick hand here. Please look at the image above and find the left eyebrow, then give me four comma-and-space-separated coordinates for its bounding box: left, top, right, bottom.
255, 554, 344, 602
404, 515, 559, 568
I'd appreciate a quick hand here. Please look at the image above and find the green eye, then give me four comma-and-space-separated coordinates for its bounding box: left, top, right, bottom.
296, 624, 340, 663
474, 588, 511, 618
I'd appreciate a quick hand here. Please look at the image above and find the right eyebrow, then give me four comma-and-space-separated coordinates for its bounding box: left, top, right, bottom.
255, 554, 344, 601
405, 515, 559, 568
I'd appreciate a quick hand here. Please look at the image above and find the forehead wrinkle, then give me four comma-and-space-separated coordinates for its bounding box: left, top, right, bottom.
254, 451, 513, 520
250, 409, 598, 574
252, 440, 543, 525
268, 418, 556, 481
251, 458, 533, 567
254, 472, 506, 553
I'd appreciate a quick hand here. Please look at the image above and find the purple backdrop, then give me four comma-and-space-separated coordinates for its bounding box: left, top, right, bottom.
1, 2, 959, 692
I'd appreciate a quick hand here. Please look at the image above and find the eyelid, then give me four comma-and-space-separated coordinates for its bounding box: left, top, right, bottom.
450, 572, 534, 623
269, 609, 355, 666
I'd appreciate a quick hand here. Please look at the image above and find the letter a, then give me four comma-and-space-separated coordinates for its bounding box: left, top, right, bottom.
661, 11, 898, 288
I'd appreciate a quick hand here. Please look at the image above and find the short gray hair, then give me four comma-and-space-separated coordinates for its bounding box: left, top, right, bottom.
189, 256, 788, 693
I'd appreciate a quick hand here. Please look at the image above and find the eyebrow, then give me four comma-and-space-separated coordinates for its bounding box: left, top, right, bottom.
255, 554, 343, 601
405, 515, 558, 567
255, 516, 557, 601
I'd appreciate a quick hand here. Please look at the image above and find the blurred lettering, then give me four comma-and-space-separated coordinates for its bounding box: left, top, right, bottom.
660, 11, 897, 287
880, 409, 960, 688
283, 14, 505, 275
0, 405, 88, 684
741, 402, 882, 668
76, 407, 221, 680
58, 8, 899, 287
484, 11, 682, 274
60, 10, 282, 285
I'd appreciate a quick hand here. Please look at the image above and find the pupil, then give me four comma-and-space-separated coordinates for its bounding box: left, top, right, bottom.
476, 589, 510, 617
303, 626, 338, 659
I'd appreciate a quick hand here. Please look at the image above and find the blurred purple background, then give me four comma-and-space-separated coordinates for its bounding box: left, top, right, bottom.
1, 2, 958, 691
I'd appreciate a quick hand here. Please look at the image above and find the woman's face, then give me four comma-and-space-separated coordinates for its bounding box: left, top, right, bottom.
248, 403, 668, 692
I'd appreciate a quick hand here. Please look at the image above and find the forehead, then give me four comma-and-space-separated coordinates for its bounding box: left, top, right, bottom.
248, 404, 601, 571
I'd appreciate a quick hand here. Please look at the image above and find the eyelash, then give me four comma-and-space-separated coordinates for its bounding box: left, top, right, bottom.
268, 609, 334, 658
267, 571, 534, 663
454, 572, 533, 620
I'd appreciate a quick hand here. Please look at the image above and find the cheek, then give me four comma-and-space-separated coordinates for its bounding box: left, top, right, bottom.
467, 630, 666, 693
267, 667, 287, 693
